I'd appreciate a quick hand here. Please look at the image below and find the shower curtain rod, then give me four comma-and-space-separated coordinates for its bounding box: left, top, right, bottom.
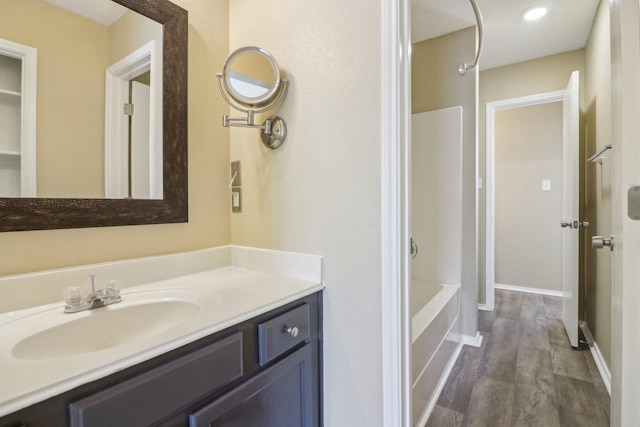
587, 144, 612, 163
458, 0, 484, 76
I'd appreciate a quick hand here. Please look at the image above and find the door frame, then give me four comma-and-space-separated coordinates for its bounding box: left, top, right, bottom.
381, 0, 411, 425
104, 40, 160, 199
484, 90, 565, 311
609, 0, 640, 424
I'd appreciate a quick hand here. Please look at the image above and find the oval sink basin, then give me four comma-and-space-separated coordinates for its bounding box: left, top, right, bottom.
12, 299, 201, 360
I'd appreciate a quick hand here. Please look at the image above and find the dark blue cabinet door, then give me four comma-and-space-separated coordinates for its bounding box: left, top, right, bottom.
189, 344, 317, 427
69, 332, 243, 427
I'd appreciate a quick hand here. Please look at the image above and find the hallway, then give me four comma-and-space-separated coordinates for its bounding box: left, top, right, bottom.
426, 289, 610, 426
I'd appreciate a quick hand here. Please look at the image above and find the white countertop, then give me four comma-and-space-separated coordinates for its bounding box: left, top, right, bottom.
0, 247, 323, 418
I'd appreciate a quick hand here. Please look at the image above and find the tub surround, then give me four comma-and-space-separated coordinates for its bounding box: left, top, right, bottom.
411, 281, 462, 427
0, 246, 323, 418
410, 106, 465, 426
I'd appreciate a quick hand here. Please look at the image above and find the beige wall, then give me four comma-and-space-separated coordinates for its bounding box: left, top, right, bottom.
412, 27, 478, 337
584, 0, 612, 369
1, 0, 109, 198
479, 50, 585, 303
494, 102, 563, 291
228, 0, 382, 424
109, 10, 162, 64
1, 0, 231, 276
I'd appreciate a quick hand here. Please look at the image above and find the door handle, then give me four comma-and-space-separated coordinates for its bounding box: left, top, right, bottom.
592, 235, 613, 250
410, 238, 418, 259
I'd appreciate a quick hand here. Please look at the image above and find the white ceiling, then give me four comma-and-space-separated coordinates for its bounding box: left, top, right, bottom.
42, 0, 126, 26
412, 0, 601, 70
42, 0, 599, 70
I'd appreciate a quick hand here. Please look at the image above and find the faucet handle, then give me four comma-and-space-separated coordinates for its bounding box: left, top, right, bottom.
64, 286, 82, 305
105, 280, 121, 297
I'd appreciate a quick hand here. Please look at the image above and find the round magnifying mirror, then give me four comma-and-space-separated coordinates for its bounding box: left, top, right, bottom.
223, 46, 282, 108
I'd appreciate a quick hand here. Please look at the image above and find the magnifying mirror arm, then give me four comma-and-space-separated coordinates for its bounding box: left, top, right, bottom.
223, 115, 280, 137
216, 73, 289, 149
223, 111, 264, 128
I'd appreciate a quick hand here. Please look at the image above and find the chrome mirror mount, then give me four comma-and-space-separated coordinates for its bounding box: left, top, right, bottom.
217, 46, 289, 149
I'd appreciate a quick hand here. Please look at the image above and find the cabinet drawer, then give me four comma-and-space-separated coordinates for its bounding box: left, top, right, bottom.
68, 332, 243, 427
258, 303, 310, 365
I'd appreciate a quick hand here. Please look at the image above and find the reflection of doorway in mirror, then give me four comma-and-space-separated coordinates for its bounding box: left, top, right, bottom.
130, 77, 151, 199
104, 41, 162, 200
0, 38, 36, 198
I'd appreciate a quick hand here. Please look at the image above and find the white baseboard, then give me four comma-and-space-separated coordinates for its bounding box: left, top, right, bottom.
494, 283, 562, 297
590, 338, 612, 396
477, 303, 492, 312
462, 332, 483, 348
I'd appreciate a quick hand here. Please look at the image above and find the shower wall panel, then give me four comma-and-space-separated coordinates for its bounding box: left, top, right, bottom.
411, 107, 463, 286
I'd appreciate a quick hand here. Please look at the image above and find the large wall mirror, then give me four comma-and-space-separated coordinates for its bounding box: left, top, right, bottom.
0, 0, 187, 231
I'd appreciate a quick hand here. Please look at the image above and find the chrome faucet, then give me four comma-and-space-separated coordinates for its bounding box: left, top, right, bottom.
64, 275, 122, 313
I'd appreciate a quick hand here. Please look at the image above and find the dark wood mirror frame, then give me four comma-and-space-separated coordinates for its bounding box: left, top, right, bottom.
0, 0, 188, 232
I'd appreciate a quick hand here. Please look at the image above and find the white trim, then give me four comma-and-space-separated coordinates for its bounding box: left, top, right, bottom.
478, 303, 492, 312
485, 90, 566, 312
462, 332, 483, 347
609, 2, 640, 423
591, 341, 612, 396
494, 283, 563, 298
0, 38, 37, 197
381, 0, 411, 423
580, 321, 612, 396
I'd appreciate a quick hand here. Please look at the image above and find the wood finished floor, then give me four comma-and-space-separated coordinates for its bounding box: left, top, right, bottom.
425, 289, 610, 427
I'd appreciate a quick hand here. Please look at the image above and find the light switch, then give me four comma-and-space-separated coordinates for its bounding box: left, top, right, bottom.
231, 161, 242, 213
542, 180, 551, 192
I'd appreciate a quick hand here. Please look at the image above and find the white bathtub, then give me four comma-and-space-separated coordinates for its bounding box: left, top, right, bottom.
411, 280, 462, 427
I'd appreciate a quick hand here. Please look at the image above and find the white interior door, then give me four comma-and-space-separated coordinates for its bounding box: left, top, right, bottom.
561, 70, 580, 348
131, 81, 151, 199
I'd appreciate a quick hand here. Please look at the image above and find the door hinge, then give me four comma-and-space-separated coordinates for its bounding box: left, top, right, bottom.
124, 103, 134, 116
628, 185, 640, 220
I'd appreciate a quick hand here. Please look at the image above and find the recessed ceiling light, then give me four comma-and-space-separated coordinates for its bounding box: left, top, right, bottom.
523, 6, 548, 21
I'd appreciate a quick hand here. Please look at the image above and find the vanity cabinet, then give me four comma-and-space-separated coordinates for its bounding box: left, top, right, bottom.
0, 292, 322, 427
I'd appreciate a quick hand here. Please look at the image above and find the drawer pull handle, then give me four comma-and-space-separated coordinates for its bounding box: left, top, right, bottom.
286, 326, 299, 337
